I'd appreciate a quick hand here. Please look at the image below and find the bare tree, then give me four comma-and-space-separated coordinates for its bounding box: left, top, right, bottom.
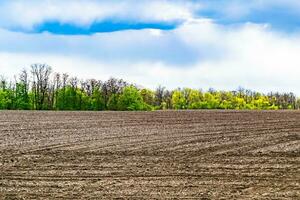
0, 75, 7, 90
16, 69, 30, 109
155, 85, 165, 107
102, 78, 128, 108
53, 73, 61, 109
19, 69, 29, 96
31, 64, 52, 110
60, 73, 69, 109
69, 76, 79, 109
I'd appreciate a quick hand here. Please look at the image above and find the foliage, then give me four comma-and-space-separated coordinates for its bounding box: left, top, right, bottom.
0, 90, 11, 109
107, 94, 119, 111
0, 64, 298, 111
172, 90, 187, 109
118, 86, 153, 111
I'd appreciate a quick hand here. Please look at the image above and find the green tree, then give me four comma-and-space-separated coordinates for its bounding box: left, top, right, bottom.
0, 90, 11, 109
118, 86, 152, 111
0, 67, 299, 111
90, 89, 105, 111
56, 86, 85, 110
15, 83, 30, 110
107, 94, 119, 110
140, 88, 155, 106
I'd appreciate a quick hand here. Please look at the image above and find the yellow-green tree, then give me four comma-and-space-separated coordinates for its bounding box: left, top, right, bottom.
172, 90, 187, 109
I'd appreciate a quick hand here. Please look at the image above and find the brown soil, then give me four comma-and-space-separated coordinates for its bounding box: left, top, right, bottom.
1, 110, 299, 199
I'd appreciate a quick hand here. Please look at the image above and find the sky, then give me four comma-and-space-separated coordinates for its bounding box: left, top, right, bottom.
0, 0, 299, 94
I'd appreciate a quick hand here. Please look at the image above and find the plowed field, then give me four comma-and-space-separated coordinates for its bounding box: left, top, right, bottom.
1, 110, 300, 199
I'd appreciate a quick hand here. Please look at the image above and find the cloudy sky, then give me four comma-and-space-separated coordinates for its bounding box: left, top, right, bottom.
0, 0, 299, 94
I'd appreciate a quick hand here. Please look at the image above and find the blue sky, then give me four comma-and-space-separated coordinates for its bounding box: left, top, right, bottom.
0, 0, 299, 94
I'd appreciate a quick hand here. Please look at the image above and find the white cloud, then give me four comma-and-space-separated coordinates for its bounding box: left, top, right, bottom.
1, 0, 300, 32
0, 0, 200, 30
0, 18, 300, 95
0, 27, 199, 65
201, 0, 300, 20
0, 19, 300, 95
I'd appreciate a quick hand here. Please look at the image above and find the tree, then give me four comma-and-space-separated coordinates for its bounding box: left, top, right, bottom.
0, 76, 7, 91
186, 89, 202, 109
69, 77, 79, 109
53, 73, 61, 109
0, 66, 299, 111
140, 88, 155, 106
172, 90, 187, 109
0, 90, 10, 109
31, 64, 52, 110
162, 89, 172, 109
0, 77, 10, 109
252, 96, 270, 110
107, 94, 119, 110
155, 85, 165, 108
56, 86, 86, 110
91, 87, 105, 111
296, 98, 300, 109
233, 97, 246, 109
15, 83, 30, 109
202, 92, 220, 109
118, 86, 152, 111
102, 78, 128, 109
62, 73, 69, 109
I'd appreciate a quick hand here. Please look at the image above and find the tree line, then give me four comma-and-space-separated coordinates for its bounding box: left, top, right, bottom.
0, 64, 299, 111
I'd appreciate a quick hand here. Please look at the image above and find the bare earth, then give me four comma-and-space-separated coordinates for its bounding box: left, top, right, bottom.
0, 110, 299, 199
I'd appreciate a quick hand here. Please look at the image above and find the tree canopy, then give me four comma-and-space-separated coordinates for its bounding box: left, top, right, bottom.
0, 64, 299, 111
